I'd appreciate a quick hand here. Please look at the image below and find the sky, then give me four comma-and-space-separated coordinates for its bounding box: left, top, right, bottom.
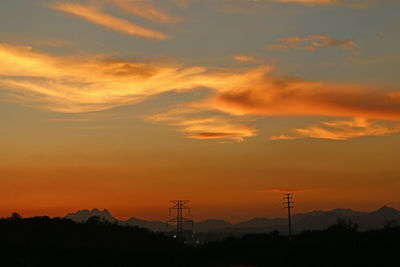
0, 0, 400, 222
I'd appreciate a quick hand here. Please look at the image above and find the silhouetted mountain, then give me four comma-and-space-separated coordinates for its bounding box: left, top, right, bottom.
291, 208, 367, 223
228, 217, 287, 233
331, 208, 368, 217
194, 219, 232, 232
353, 205, 400, 229
124, 217, 169, 232
295, 210, 352, 231
65, 208, 117, 223
370, 205, 399, 217
221, 206, 400, 233
65, 210, 170, 232
294, 206, 400, 232
65, 206, 400, 234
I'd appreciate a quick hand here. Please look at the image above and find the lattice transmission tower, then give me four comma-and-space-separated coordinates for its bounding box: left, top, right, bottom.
168, 200, 193, 240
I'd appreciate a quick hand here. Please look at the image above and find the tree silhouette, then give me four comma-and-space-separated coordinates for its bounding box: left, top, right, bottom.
0, 216, 398, 266
9, 212, 22, 220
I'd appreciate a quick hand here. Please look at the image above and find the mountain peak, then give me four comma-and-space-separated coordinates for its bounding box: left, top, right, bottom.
376, 205, 397, 213
66, 208, 117, 223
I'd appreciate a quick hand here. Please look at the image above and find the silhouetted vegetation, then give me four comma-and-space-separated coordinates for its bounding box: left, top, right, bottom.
188, 219, 400, 267
0, 215, 179, 267
1, 215, 399, 266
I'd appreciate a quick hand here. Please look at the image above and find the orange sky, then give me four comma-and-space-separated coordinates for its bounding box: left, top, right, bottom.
0, 0, 399, 222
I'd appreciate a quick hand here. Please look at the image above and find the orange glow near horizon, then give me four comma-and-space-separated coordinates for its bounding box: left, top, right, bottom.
1, 151, 399, 223
0, 0, 400, 222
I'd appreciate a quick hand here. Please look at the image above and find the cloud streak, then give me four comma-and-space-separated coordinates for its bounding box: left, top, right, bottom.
264, 188, 325, 193
185, 0, 374, 10
268, 35, 357, 51
269, 0, 373, 8
147, 107, 256, 142
51, 2, 168, 40
233, 55, 256, 62
205, 73, 400, 122
179, 117, 256, 142
271, 118, 400, 140
0, 44, 212, 112
1, 44, 400, 141
110, 0, 182, 23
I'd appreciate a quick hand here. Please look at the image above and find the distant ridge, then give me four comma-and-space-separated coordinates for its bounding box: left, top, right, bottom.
65, 208, 117, 223
194, 219, 233, 232
65, 206, 400, 233
123, 217, 168, 232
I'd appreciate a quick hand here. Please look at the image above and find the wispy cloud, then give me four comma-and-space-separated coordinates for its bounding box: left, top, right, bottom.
50, 2, 168, 40
1, 44, 400, 142
170, 0, 373, 8
173, 0, 191, 8
267, 35, 357, 51
264, 188, 325, 193
179, 117, 256, 142
0, 45, 275, 114
0, 44, 209, 112
147, 107, 256, 142
196, 0, 375, 12
23, 38, 74, 48
110, 0, 182, 23
271, 118, 400, 141
236, 0, 374, 8
233, 55, 256, 62
204, 73, 400, 122
270, 0, 373, 8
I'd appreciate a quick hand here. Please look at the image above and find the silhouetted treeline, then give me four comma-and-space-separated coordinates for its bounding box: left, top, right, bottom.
1, 215, 399, 267
0, 215, 180, 267
188, 219, 400, 267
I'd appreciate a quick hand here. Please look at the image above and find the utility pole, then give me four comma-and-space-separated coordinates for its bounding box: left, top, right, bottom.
168, 200, 193, 241
283, 193, 294, 241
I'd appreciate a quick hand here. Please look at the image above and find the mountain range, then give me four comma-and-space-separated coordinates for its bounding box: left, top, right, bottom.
65, 206, 400, 234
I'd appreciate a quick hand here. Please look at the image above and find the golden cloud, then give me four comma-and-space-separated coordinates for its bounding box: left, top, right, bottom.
179, 118, 256, 142
200, 0, 374, 10
267, 35, 357, 51
1, 44, 400, 141
147, 107, 256, 142
264, 188, 324, 193
205, 74, 400, 122
0, 44, 215, 112
0, 44, 274, 114
241, 0, 374, 8
272, 0, 372, 7
51, 2, 168, 40
233, 55, 256, 62
169, 0, 372, 8
110, 0, 182, 23
270, 118, 400, 140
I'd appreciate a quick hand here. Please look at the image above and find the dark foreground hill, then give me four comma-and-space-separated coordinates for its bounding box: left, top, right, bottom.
1, 215, 400, 267
0, 215, 179, 267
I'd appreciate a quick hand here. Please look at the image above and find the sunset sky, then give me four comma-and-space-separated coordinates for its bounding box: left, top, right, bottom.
0, 0, 399, 222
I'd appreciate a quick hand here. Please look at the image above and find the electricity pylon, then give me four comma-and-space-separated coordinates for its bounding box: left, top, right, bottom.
168, 200, 193, 241
283, 193, 294, 241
